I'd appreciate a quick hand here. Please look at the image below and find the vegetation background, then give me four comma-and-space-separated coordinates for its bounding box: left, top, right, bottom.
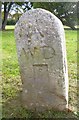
0, 1, 79, 119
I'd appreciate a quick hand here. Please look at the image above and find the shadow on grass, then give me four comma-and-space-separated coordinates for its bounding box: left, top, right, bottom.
64, 28, 79, 30
2, 92, 79, 119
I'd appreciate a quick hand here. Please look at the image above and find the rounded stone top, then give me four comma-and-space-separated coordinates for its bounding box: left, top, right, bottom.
15, 8, 64, 37
15, 8, 65, 56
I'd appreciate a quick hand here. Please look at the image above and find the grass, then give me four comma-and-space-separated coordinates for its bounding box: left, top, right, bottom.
5, 25, 15, 30
1, 25, 79, 118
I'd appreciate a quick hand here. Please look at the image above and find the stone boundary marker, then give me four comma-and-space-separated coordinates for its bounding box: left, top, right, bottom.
15, 8, 68, 111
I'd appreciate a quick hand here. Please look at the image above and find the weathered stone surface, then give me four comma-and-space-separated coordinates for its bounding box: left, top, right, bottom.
15, 8, 68, 111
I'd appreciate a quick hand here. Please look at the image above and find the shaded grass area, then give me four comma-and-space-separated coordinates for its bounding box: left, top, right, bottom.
65, 30, 78, 113
2, 27, 79, 118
